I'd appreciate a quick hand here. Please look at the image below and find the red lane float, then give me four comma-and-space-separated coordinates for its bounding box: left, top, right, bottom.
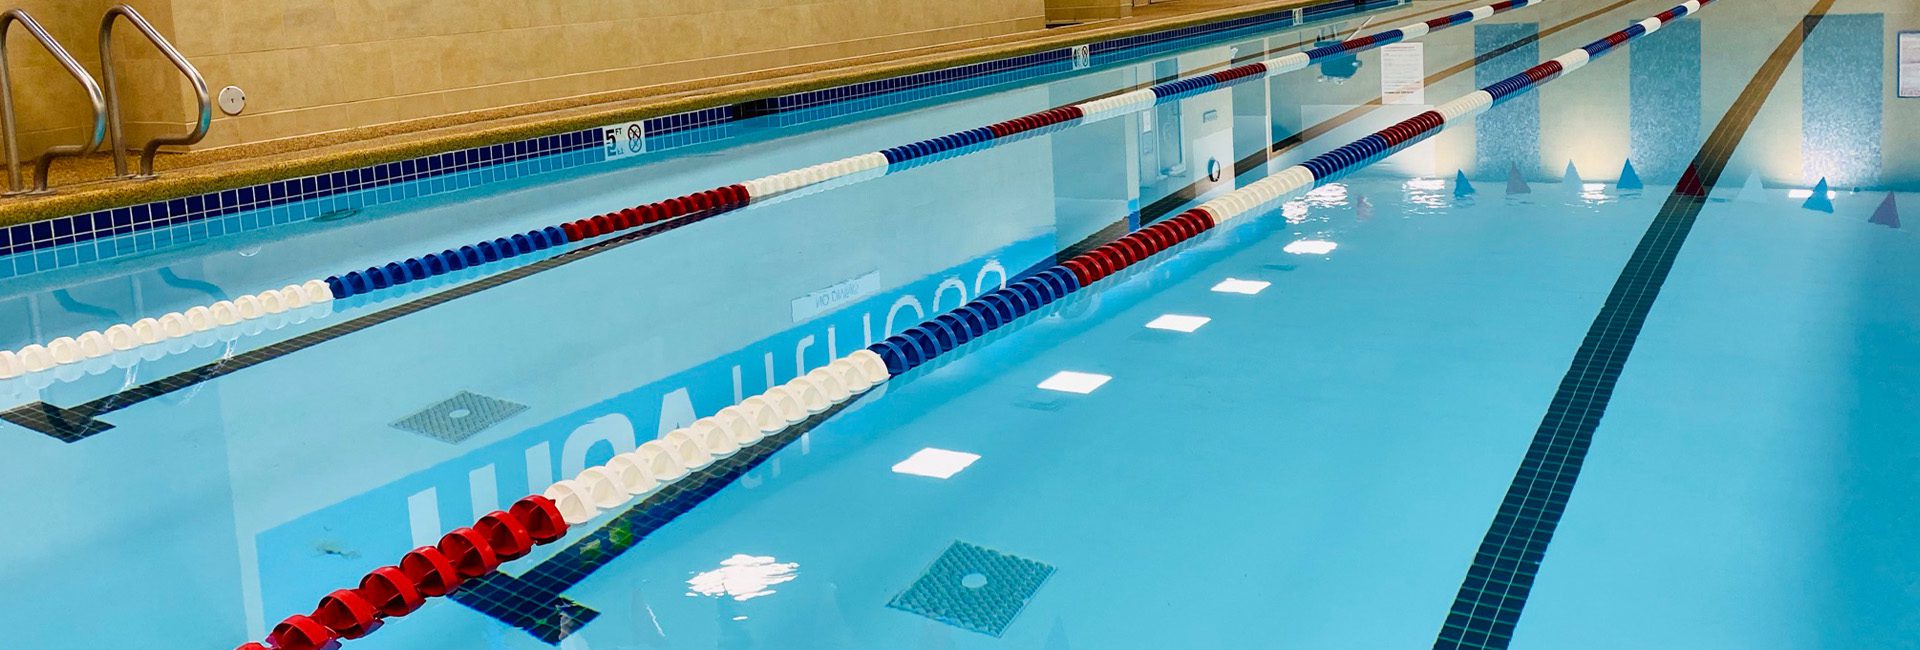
240, 495, 568, 650
1065, 208, 1216, 287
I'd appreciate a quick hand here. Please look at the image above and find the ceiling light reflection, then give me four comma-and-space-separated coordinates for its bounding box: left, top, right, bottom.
1283, 240, 1338, 255
1282, 200, 1310, 222
1305, 183, 1349, 206
686, 554, 799, 602
1404, 178, 1450, 210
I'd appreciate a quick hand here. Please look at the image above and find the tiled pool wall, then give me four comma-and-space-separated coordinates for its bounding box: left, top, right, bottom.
0, 0, 1404, 279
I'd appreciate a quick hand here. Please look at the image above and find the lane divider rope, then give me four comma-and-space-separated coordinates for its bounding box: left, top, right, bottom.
233, 0, 1730, 645
864, 0, 1715, 386
191, 9, 1551, 649
233, 0, 1712, 645
235, 349, 891, 650
7, 0, 1552, 384
0, 302, 334, 400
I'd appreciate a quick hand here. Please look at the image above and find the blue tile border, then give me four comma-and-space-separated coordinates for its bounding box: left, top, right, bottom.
0, 129, 606, 273
0, 0, 1403, 275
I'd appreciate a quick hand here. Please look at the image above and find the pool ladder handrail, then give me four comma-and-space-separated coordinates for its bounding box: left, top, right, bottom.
0, 8, 107, 195
100, 3, 209, 179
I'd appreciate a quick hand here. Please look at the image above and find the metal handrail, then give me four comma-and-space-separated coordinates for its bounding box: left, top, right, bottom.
0, 9, 107, 195
101, 4, 209, 178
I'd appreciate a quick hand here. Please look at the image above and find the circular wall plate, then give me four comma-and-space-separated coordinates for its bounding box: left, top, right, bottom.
218, 85, 246, 115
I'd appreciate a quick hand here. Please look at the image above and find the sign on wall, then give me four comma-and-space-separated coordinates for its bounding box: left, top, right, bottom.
1380, 43, 1426, 105
602, 120, 648, 159
1901, 32, 1920, 98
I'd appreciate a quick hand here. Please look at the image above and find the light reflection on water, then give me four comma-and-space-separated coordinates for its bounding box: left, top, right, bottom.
686, 554, 800, 602
1404, 177, 1451, 212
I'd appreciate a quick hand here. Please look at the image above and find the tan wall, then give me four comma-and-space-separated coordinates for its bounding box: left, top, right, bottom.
1044, 0, 1170, 24
4, 0, 1045, 157
1047, 0, 1133, 23
5, 0, 108, 162
177, 0, 1046, 149
6, 0, 195, 163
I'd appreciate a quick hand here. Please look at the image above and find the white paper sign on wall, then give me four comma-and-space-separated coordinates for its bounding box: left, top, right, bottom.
602, 121, 647, 159
1900, 32, 1920, 99
1380, 43, 1426, 105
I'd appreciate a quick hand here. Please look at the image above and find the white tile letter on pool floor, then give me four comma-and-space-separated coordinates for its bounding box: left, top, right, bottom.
893, 448, 982, 479
1210, 278, 1271, 294
1145, 314, 1211, 332
1037, 371, 1112, 394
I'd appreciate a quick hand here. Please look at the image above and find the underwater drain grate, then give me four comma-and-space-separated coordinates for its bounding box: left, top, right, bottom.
391, 391, 526, 443
888, 541, 1055, 636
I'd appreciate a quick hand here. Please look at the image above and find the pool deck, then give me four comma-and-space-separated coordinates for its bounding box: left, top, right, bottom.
0, 0, 1355, 227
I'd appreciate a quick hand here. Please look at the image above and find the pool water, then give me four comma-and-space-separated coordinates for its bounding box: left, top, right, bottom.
3, 0, 1917, 648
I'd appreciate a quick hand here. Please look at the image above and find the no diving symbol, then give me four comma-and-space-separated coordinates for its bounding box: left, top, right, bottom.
626, 124, 644, 153
1207, 158, 1221, 183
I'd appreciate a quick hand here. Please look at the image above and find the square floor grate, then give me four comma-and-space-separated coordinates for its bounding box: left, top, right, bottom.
888, 541, 1054, 637
391, 391, 526, 443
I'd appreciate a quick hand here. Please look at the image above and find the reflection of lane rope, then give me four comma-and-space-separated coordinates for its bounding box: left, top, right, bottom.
0, 301, 335, 408
0, 243, 558, 398
3, 0, 1551, 387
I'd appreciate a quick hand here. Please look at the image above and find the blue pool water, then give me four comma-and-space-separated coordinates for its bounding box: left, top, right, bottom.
3, 0, 1918, 648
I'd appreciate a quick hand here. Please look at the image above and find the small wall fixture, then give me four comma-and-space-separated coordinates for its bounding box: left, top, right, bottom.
219, 85, 246, 115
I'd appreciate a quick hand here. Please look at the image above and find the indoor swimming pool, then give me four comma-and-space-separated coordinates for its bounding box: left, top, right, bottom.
1, 0, 1915, 648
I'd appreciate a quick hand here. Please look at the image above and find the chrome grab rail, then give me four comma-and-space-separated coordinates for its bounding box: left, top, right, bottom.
101, 4, 209, 178
0, 8, 107, 195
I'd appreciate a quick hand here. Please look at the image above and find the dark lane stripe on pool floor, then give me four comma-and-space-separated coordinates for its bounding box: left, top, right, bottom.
1432, 2, 1836, 648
